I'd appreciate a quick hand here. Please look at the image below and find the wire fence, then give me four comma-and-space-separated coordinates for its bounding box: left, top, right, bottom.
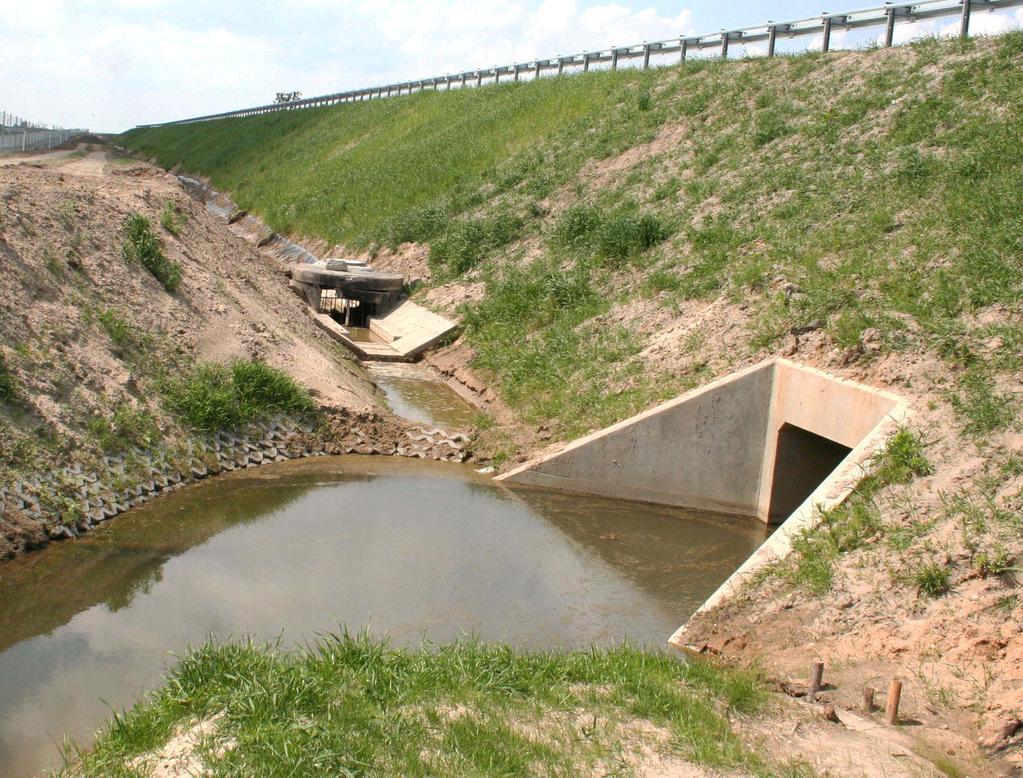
1, 110, 83, 154
137, 0, 1023, 129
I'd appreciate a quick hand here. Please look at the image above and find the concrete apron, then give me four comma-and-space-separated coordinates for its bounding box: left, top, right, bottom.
495, 358, 910, 647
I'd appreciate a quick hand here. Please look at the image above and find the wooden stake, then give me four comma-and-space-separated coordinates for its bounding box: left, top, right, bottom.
862, 686, 875, 713
886, 680, 902, 725
808, 661, 824, 701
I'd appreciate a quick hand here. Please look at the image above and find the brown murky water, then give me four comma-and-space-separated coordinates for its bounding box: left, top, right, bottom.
0, 457, 767, 776
368, 364, 477, 430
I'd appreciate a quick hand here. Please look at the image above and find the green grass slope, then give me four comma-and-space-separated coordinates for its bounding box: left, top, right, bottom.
122, 33, 1023, 442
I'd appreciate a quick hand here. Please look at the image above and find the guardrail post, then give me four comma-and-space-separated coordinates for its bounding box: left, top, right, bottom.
960, 0, 972, 37
476, 71, 483, 86
557, 57, 565, 75
514, 66, 520, 82
885, 6, 897, 46
534, 61, 542, 79
611, 48, 619, 70
583, 53, 590, 71
822, 16, 833, 52
768, 24, 778, 56
721, 32, 730, 58
680, 38, 688, 62
643, 44, 651, 69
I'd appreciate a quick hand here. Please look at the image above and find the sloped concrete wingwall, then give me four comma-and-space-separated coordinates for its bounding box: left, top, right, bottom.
497, 362, 775, 517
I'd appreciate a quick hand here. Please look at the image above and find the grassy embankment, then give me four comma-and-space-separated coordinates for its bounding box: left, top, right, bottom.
65, 635, 809, 777
121, 33, 1023, 596
122, 32, 1023, 446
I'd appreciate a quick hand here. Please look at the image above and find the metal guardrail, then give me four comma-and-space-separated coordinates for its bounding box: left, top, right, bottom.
138, 0, 1023, 128
0, 110, 82, 154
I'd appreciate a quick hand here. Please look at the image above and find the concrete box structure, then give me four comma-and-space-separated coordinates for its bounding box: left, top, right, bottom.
496, 359, 909, 637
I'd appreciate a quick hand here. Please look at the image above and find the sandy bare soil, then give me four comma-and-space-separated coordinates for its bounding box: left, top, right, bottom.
0, 142, 382, 557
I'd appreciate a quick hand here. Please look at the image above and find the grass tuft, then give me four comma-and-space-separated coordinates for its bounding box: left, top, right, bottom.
0, 355, 16, 402
913, 560, 951, 598
163, 360, 317, 432
123, 214, 182, 293
160, 200, 186, 236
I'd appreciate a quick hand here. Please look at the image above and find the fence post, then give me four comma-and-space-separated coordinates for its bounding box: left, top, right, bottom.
822, 16, 833, 52
960, 0, 972, 38
22, 131, 26, 151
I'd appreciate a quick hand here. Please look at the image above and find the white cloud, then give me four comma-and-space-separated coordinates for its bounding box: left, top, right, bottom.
879, 6, 1023, 45
1, 1, 694, 130
2, 2, 1019, 132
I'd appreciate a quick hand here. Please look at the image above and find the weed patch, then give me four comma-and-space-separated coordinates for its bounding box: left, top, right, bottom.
0, 355, 16, 402
429, 213, 522, 277
123, 214, 182, 293
551, 202, 670, 265
98, 309, 135, 354
164, 360, 316, 432
949, 367, 1016, 436
160, 201, 186, 236
913, 560, 951, 597
87, 405, 161, 452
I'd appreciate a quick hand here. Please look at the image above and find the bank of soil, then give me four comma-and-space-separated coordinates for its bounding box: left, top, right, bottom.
0, 143, 469, 561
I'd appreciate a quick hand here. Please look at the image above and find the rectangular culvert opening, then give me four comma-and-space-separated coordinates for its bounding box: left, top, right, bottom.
765, 423, 853, 524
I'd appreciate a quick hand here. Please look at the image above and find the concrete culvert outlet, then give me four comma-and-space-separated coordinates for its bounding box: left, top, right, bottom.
496, 358, 909, 637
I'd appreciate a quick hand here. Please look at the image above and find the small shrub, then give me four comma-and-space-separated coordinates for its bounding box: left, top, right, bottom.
914, 561, 950, 597
164, 360, 316, 432
123, 214, 183, 293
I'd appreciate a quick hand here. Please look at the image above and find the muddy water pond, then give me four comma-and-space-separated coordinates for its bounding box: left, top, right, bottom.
0, 457, 767, 776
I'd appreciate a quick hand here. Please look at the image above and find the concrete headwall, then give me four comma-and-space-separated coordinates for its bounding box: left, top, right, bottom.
496, 357, 910, 642
498, 362, 774, 516
499, 359, 904, 524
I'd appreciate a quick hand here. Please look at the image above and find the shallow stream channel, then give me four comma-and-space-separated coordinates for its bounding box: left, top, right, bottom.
0, 354, 767, 776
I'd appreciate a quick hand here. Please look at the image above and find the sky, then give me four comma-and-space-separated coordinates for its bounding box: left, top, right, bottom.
1, 0, 1021, 132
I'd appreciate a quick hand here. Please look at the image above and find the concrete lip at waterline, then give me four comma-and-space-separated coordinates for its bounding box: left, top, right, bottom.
496, 358, 909, 639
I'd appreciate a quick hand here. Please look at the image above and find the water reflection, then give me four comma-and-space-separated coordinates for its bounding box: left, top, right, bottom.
0, 457, 765, 777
